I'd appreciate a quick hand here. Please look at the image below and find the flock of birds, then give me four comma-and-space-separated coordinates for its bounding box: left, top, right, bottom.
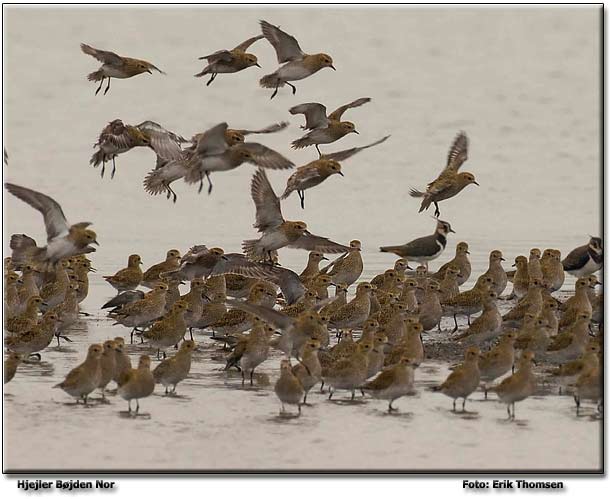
4, 20, 604, 423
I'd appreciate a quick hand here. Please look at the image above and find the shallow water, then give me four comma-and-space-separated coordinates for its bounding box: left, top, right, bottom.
2, 6, 602, 471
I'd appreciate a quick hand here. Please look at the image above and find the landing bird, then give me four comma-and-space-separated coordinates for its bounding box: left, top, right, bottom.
242, 169, 351, 262
409, 131, 478, 217
259, 20, 335, 99
80, 43, 165, 95
195, 35, 263, 86
5, 183, 98, 269
379, 219, 455, 269
90, 119, 186, 179
562, 236, 603, 277
281, 135, 390, 208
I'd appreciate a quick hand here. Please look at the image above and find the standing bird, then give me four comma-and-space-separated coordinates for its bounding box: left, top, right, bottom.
274, 359, 305, 415
409, 131, 478, 217
103, 254, 143, 294
433, 346, 481, 412
118, 355, 156, 415
361, 356, 416, 412
141, 249, 181, 288
4, 352, 23, 384
53, 344, 103, 405
153, 339, 196, 395
380, 219, 455, 270
259, 20, 335, 99
242, 169, 351, 262
195, 35, 263, 85
5, 183, 98, 269
319, 240, 363, 287
490, 351, 537, 420
281, 135, 390, 207
80, 43, 165, 95
562, 236, 603, 277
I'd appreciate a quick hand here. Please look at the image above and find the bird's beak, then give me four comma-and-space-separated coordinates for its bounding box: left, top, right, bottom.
473, 181, 480, 186
512, 263, 516, 267
221, 255, 229, 261
501, 257, 506, 261
90, 267, 97, 272
353, 130, 359, 134
330, 65, 336, 71
450, 229, 456, 233
406, 264, 413, 270
92, 240, 99, 246
42, 301, 49, 307
338, 171, 344, 176
255, 63, 261, 68
146, 69, 153, 74
321, 256, 329, 261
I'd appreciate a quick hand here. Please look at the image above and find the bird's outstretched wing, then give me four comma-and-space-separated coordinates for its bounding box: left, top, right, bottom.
290, 233, 351, 253
328, 97, 371, 122
443, 131, 468, 173
260, 20, 305, 63
250, 169, 284, 231
191, 122, 230, 160
320, 135, 390, 162
198, 49, 234, 63
226, 298, 295, 331
5, 183, 71, 241
230, 261, 305, 305
289, 103, 328, 130
238, 143, 294, 170
136, 121, 186, 161
80, 43, 124, 66
231, 121, 289, 136
233, 34, 265, 52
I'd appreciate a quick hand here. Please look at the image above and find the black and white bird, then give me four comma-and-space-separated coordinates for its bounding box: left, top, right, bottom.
379, 219, 455, 269
562, 236, 603, 277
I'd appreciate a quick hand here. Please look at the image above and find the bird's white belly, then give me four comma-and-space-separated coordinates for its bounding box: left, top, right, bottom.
260, 230, 289, 252
278, 62, 313, 82
201, 154, 231, 172
47, 236, 77, 261
572, 257, 602, 277
102, 65, 130, 78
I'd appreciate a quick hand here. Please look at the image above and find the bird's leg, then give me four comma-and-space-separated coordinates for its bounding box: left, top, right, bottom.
484, 385, 488, 400
127, 400, 132, 414
164, 386, 169, 395
298, 190, 305, 209
319, 380, 325, 393
205, 171, 213, 195
95, 77, 105, 95
100, 160, 106, 178
452, 399, 456, 412
315, 145, 322, 158
462, 398, 467, 412
286, 82, 297, 95
467, 314, 471, 326
506, 404, 511, 419
297, 403, 302, 415
303, 392, 308, 404
135, 400, 139, 414
250, 369, 254, 386
452, 314, 459, 333
511, 402, 516, 420
434, 202, 440, 218
328, 387, 334, 400
241, 370, 245, 386
130, 328, 136, 344
351, 390, 355, 401
574, 395, 580, 416
270, 84, 279, 100
111, 156, 117, 179
388, 399, 396, 412
189, 328, 193, 341
206, 73, 217, 86
104, 77, 111, 95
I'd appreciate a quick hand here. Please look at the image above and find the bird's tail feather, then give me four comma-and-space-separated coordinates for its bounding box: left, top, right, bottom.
379, 245, 403, 254
87, 69, 104, 82
408, 188, 425, 198
291, 138, 309, 150
259, 73, 283, 89
194, 66, 211, 78
143, 169, 168, 196
89, 149, 106, 168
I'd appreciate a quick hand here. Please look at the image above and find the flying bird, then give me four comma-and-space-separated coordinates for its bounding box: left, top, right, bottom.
195, 35, 264, 86
259, 20, 335, 99
80, 43, 165, 95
